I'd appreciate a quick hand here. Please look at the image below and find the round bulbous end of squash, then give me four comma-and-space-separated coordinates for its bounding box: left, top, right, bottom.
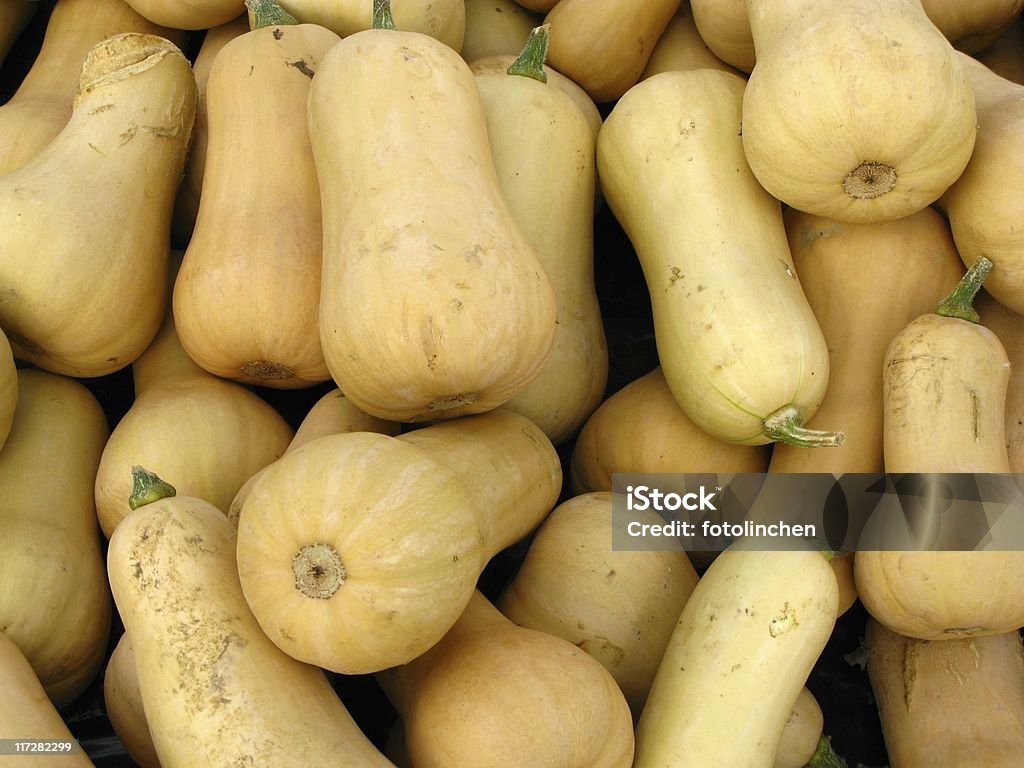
240, 360, 295, 382
843, 161, 897, 200
292, 543, 346, 599
78, 33, 186, 95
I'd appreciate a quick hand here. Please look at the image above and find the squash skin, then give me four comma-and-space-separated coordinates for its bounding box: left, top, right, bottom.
121, 0, 245, 30
642, 0, 746, 79
920, 0, 1024, 52
543, 0, 682, 102
977, 290, 1024, 472
235, 408, 562, 674
0, 369, 111, 709
474, 65, 608, 445
103, 634, 160, 768
0, 329, 16, 451
497, 492, 700, 716
866, 618, 1024, 767
173, 21, 340, 389
0, 32, 196, 378
569, 367, 771, 494
741, 0, 978, 223
461, 0, 540, 63
0, 632, 97, 768
938, 54, 1024, 315
634, 545, 839, 768
107, 495, 395, 767
975, 15, 1024, 84
689, 0, 754, 71
0, 0, 186, 176
768, 207, 965, 474
377, 590, 635, 768
597, 69, 831, 446
309, 27, 557, 423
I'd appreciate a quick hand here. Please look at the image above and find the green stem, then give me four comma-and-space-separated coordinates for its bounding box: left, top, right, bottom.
805, 735, 848, 768
935, 256, 992, 323
244, 0, 299, 29
129, 466, 177, 510
373, 0, 397, 30
762, 405, 844, 448
507, 24, 551, 83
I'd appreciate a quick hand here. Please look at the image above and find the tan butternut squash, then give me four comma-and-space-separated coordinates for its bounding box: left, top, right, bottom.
103, 633, 160, 768
598, 68, 836, 447
170, 13, 250, 249
461, 0, 539, 63
856, 259, 1024, 640
122, 0, 245, 29
0, 328, 16, 451
0, 0, 185, 176
977, 290, 1024, 472
107, 472, 395, 767
0, 1, 39, 68
377, 589, 635, 768
866, 618, 1024, 767
308, 12, 557, 422
543, 0, 682, 102
497, 491, 699, 715
0, 632, 96, 768
267, 0, 466, 51
173, 7, 338, 388
515, 0, 558, 11
0, 369, 110, 708
938, 53, 1024, 315
742, 0, 978, 223
775, 687, 826, 768
235, 408, 562, 674
0, 32, 196, 377
642, 0, 746, 78
920, 0, 1024, 52
689, 0, 753, 72
94, 260, 294, 538
473, 28, 607, 444
975, 14, 1024, 83
768, 207, 965, 474
569, 367, 771, 495
634, 544, 839, 767
227, 387, 400, 525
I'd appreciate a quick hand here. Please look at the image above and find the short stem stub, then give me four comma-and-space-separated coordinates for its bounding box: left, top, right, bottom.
245, 0, 298, 29
129, 465, 177, 510
373, 0, 397, 30
935, 256, 993, 323
507, 24, 551, 83
762, 405, 845, 448
292, 542, 346, 599
807, 735, 849, 768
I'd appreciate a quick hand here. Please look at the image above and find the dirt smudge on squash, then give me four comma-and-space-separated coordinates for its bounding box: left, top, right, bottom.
286, 58, 315, 78
577, 635, 625, 668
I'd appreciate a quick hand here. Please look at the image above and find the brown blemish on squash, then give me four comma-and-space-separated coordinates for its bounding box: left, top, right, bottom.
286, 58, 315, 78
272, 28, 283, 40
428, 393, 478, 412
89, 104, 115, 115
292, 542, 345, 600
577, 635, 626, 668
5, 330, 41, 354
903, 641, 919, 711
768, 602, 798, 637
241, 360, 294, 381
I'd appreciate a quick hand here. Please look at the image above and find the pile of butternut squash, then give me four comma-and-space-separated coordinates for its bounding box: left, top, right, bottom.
1, 0, 1023, 766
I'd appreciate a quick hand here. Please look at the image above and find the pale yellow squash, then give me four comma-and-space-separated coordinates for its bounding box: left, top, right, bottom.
122, 0, 245, 29
689, 0, 753, 71
975, 15, 1024, 83
0, 328, 16, 451
921, 0, 1024, 52
103, 634, 160, 768
461, 0, 540, 62
977, 290, 1024, 472
642, 0, 746, 78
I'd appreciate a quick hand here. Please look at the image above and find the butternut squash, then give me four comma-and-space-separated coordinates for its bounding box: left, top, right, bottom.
689, 0, 753, 72
0, 1, 39, 68
0, 32, 196, 377
377, 589, 635, 768
235, 408, 562, 674
938, 53, 1024, 315
742, 0, 978, 223
866, 617, 1024, 767
856, 258, 1024, 640
308, 11, 557, 422
977, 290, 1024, 472
768, 207, 965, 474
543, 0, 682, 102
497, 491, 699, 715
170, 13, 250, 249
173, 6, 338, 389
597, 68, 836, 447
94, 260, 294, 538
975, 14, 1024, 84
473, 27, 607, 445
634, 543, 839, 767
0, 328, 16, 451
0, 369, 110, 708
103, 633, 160, 768
0, 0, 185, 176
121, 0, 245, 30
920, 0, 1024, 52
775, 687, 826, 768
461, 0, 540, 63
642, 0, 746, 78
227, 387, 400, 525
266, 0, 466, 51
0, 632, 96, 768
569, 367, 771, 494
107, 471, 395, 767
